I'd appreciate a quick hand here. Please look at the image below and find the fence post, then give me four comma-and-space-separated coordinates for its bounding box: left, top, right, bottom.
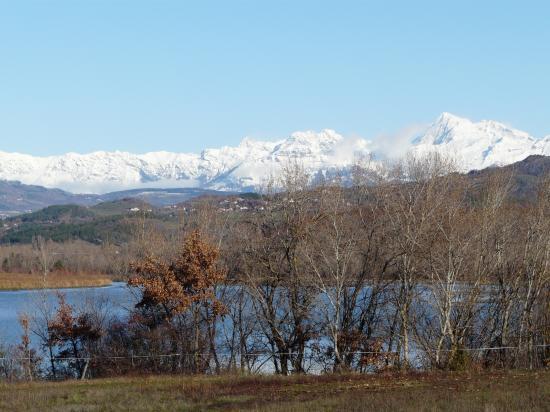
81, 358, 90, 380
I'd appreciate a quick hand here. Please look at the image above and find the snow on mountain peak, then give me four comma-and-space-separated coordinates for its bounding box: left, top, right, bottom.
288, 129, 342, 144
0, 115, 548, 194
0, 130, 370, 194
415, 112, 475, 145
411, 113, 548, 171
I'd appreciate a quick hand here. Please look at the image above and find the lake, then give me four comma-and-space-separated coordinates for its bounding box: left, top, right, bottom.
0, 283, 136, 346
0, 282, 493, 373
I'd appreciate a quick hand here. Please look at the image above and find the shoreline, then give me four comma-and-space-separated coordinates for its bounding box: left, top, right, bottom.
0, 273, 115, 291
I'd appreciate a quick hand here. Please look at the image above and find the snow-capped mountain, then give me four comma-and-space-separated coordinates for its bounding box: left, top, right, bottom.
0, 129, 371, 194
0, 113, 548, 194
411, 112, 550, 171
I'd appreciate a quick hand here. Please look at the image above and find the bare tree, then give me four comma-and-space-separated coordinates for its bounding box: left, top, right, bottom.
304, 178, 395, 372
381, 153, 456, 368
32, 236, 53, 286
240, 163, 319, 375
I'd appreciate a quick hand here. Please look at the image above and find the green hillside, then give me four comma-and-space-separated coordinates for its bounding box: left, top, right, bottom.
0, 199, 161, 245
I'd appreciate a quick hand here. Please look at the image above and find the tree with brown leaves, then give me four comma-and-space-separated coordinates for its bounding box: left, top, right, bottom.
129, 229, 227, 320
128, 229, 227, 373
47, 293, 101, 379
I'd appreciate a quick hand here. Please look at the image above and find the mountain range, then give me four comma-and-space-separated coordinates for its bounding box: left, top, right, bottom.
0, 129, 369, 194
0, 112, 549, 201
0, 185, 232, 217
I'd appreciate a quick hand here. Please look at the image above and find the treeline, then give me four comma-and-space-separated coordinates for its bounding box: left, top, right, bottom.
1, 154, 549, 380
0, 239, 135, 277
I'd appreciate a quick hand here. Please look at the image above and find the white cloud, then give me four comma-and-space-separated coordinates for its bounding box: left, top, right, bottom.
329, 134, 373, 165
370, 123, 428, 159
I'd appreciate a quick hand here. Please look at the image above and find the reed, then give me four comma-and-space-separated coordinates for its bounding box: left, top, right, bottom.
0, 272, 112, 290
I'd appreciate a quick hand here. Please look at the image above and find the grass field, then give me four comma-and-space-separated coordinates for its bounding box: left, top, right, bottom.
0, 370, 548, 411
0, 272, 112, 290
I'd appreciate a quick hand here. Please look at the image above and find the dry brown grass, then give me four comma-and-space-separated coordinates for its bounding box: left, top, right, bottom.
0, 370, 548, 411
0, 272, 112, 290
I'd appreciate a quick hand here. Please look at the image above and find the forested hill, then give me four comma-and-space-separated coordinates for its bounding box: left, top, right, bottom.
0, 199, 157, 245
467, 155, 550, 201
0, 182, 233, 217
0, 180, 98, 218
0, 194, 263, 245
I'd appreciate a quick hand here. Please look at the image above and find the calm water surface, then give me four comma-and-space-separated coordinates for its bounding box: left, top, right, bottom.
0, 282, 136, 346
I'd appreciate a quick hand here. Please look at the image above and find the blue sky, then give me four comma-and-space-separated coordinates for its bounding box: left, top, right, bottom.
1, 0, 549, 155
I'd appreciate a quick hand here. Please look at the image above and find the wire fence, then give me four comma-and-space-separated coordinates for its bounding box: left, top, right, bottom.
3, 344, 549, 362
